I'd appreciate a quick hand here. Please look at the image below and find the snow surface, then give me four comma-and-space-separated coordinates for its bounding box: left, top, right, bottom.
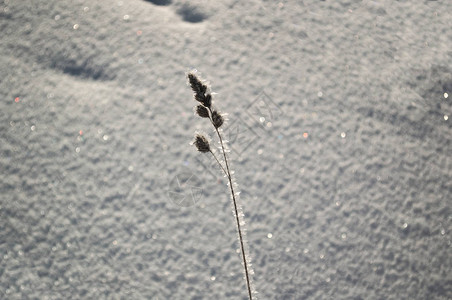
1, 0, 451, 299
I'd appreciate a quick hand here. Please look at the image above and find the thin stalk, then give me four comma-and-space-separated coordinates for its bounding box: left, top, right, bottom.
209, 150, 227, 176
208, 108, 253, 300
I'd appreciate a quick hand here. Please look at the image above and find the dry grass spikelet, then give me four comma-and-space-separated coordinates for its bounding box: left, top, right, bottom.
193, 134, 210, 153
211, 110, 224, 128
188, 73, 211, 108
195, 105, 210, 118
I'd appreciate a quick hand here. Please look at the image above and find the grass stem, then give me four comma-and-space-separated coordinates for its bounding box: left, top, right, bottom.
209, 107, 253, 300
188, 72, 254, 299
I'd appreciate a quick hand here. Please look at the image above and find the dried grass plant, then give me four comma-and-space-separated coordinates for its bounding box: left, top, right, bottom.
187, 71, 255, 299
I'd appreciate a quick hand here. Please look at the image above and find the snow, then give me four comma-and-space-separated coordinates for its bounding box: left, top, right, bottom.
1, 0, 451, 299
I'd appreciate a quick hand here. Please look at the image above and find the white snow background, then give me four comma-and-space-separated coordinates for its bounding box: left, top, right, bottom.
1, 0, 451, 299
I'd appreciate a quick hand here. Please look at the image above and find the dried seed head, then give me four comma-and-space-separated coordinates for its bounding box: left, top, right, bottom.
188, 73, 207, 95
194, 134, 210, 153
188, 73, 211, 108
212, 110, 224, 128
196, 105, 210, 118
